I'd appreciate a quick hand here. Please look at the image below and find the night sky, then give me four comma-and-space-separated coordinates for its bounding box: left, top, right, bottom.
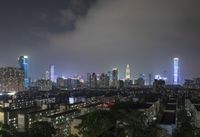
0, 0, 200, 83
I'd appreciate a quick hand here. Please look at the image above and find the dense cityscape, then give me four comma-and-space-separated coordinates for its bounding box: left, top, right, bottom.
1, 0, 200, 137
0, 55, 200, 137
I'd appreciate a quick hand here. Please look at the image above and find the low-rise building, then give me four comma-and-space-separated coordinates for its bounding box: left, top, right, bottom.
44, 109, 81, 137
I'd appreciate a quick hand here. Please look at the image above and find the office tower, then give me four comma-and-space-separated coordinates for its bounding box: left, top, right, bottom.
45, 70, 50, 80
57, 77, 65, 88
18, 55, 29, 89
87, 73, 92, 88
149, 73, 152, 85
49, 64, 55, 82
125, 64, 131, 80
0, 67, 24, 92
112, 68, 118, 88
112, 68, 118, 81
107, 71, 112, 81
91, 73, 97, 88
99, 73, 109, 88
173, 57, 179, 85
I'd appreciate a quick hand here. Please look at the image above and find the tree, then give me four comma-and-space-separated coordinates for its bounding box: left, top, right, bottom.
29, 121, 56, 137
176, 109, 195, 137
111, 101, 148, 137
77, 110, 115, 137
0, 123, 15, 137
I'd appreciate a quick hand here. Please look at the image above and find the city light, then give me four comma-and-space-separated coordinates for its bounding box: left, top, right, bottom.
173, 57, 179, 85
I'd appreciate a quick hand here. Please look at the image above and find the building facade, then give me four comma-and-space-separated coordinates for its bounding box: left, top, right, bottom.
0, 67, 24, 92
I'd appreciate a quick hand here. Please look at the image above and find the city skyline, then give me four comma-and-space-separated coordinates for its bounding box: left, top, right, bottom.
0, 0, 200, 81
2, 55, 184, 85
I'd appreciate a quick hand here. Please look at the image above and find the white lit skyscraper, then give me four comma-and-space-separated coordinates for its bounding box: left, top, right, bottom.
125, 64, 131, 80
173, 57, 179, 85
49, 64, 55, 82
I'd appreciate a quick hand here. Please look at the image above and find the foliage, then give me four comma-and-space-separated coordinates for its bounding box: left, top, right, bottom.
29, 121, 56, 137
176, 109, 195, 137
77, 110, 115, 137
0, 123, 16, 137
77, 101, 161, 137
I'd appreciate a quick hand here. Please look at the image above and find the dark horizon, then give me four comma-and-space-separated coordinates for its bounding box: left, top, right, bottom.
0, 0, 200, 81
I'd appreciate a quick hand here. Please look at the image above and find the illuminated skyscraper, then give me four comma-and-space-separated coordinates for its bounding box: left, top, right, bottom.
173, 57, 179, 85
49, 64, 55, 82
18, 55, 29, 89
125, 64, 131, 80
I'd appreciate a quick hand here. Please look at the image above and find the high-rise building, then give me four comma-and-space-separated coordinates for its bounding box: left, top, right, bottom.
86, 73, 92, 88
112, 68, 118, 88
125, 64, 131, 80
45, 70, 50, 80
57, 77, 65, 88
107, 71, 112, 81
49, 64, 55, 82
112, 68, 118, 81
0, 67, 24, 92
148, 73, 152, 85
99, 73, 109, 88
173, 57, 179, 85
91, 73, 97, 89
18, 55, 29, 89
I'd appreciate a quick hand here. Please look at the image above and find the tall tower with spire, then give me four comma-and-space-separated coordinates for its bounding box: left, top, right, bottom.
125, 64, 131, 80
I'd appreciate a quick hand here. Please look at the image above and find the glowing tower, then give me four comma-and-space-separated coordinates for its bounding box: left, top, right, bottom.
18, 55, 29, 89
125, 64, 131, 80
49, 64, 55, 82
173, 57, 179, 85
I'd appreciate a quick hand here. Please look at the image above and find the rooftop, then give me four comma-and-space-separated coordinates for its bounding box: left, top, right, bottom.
46, 109, 80, 118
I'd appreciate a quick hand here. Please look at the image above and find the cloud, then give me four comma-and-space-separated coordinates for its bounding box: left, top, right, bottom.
46, 0, 200, 80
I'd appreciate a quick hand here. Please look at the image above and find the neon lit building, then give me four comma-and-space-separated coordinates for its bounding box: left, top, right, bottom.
173, 57, 179, 85
18, 55, 29, 89
125, 64, 131, 80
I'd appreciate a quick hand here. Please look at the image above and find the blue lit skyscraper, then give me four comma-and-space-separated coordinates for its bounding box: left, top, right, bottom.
173, 57, 179, 85
18, 55, 29, 89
